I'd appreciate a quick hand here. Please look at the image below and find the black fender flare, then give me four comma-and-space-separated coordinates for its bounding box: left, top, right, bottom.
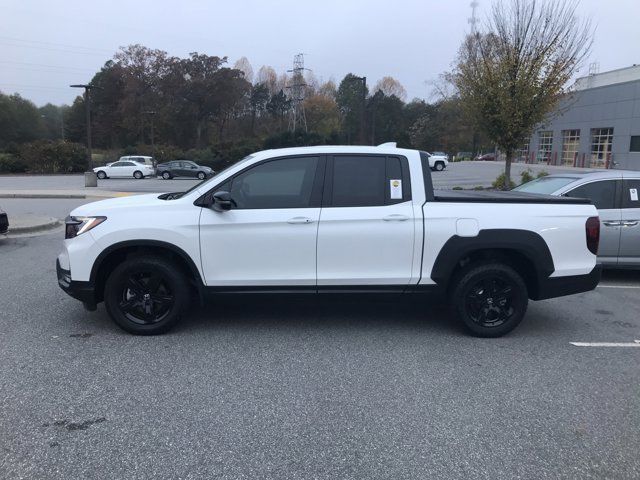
430, 229, 555, 288
90, 239, 205, 288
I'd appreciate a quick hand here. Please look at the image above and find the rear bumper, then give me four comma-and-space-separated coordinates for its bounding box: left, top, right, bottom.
532, 264, 602, 301
56, 258, 97, 306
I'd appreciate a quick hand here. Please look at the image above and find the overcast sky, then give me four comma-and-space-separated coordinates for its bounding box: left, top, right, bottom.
2, 0, 639, 106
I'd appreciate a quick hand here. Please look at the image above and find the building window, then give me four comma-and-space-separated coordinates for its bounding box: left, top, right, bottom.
561, 129, 580, 165
630, 136, 640, 152
538, 131, 553, 163
590, 128, 614, 168
517, 141, 530, 162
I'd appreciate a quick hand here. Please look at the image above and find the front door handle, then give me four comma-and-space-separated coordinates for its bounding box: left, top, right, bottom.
383, 214, 410, 222
622, 220, 639, 227
602, 221, 622, 227
287, 217, 314, 224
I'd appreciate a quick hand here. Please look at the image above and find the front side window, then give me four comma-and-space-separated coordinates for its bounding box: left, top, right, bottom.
565, 180, 617, 210
111, 162, 123, 167
228, 156, 319, 209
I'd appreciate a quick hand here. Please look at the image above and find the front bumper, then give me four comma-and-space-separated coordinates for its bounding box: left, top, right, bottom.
56, 258, 97, 307
532, 264, 602, 301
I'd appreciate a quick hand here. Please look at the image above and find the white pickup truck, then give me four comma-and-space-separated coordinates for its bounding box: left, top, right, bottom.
57, 145, 601, 337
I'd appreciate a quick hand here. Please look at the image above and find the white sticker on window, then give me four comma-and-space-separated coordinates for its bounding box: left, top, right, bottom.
390, 179, 402, 199
631, 188, 639, 202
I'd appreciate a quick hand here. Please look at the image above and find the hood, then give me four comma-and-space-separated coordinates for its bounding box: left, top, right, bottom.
70, 193, 168, 216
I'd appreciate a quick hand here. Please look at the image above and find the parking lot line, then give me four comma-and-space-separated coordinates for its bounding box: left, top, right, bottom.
597, 285, 640, 289
570, 340, 640, 347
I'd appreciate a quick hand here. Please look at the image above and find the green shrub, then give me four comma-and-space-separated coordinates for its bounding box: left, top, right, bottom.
520, 169, 535, 185
452, 186, 463, 190
537, 170, 549, 178
17, 140, 87, 173
473, 185, 485, 190
492, 172, 516, 190
0, 153, 29, 173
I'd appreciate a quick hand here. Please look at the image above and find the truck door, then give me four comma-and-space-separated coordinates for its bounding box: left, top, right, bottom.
316, 154, 416, 287
199, 155, 324, 286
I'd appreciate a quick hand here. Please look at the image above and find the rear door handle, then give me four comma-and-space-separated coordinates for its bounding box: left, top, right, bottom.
602, 221, 622, 227
383, 214, 410, 222
287, 217, 314, 224
622, 220, 639, 227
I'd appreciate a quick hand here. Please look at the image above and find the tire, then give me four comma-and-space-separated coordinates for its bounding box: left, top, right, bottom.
133, 170, 143, 179
197, 171, 206, 180
96, 170, 107, 179
104, 256, 190, 335
449, 261, 528, 337
162, 171, 172, 180
435, 162, 445, 171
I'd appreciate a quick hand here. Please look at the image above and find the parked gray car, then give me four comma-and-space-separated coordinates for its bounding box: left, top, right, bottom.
515, 170, 640, 268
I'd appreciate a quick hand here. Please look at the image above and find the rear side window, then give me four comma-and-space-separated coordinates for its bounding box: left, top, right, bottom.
622, 179, 640, 208
329, 155, 410, 207
565, 180, 617, 209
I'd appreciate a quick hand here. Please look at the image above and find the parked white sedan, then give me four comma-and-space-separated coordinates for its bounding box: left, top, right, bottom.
94, 160, 155, 179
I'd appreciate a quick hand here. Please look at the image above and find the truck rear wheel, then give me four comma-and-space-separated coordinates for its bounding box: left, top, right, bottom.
104, 256, 189, 335
449, 262, 528, 337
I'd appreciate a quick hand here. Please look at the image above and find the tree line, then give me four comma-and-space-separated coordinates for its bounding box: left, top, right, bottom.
0, 44, 489, 173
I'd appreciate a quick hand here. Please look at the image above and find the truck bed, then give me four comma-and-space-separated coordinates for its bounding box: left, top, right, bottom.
433, 189, 592, 204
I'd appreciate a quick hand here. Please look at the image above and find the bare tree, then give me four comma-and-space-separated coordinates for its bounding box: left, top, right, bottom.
233, 56, 254, 84
256, 65, 278, 94
453, 0, 592, 188
373, 76, 407, 101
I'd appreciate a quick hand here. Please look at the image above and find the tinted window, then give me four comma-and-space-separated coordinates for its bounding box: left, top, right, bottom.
630, 136, 640, 153
566, 180, 617, 209
332, 156, 386, 207
111, 162, 123, 167
229, 156, 318, 209
622, 179, 640, 208
121, 162, 135, 166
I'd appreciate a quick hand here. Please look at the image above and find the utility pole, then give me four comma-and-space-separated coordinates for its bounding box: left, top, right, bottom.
286, 53, 309, 132
70, 84, 99, 186
144, 110, 156, 163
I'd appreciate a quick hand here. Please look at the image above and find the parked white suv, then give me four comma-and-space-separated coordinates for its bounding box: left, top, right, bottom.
426, 152, 448, 171
58, 145, 601, 337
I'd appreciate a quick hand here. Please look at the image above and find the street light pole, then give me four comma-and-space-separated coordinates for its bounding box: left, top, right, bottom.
143, 110, 156, 161
70, 84, 98, 187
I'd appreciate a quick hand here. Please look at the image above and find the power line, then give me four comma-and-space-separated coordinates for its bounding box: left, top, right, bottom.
0, 35, 113, 54
0, 60, 97, 73
0, 41, 109, 57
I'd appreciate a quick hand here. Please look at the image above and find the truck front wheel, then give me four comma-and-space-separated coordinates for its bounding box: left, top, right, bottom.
104, 256, 189, 335
449, 262, 528, 337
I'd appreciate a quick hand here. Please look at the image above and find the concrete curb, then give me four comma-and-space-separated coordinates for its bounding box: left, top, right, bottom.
7, 217, 62, 234
0, 193, 86, 199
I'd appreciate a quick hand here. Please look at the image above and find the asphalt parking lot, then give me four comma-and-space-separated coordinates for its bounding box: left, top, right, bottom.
1, 197, 639, 479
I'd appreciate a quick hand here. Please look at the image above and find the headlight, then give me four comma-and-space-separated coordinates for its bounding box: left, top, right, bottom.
65, 216, 106, 239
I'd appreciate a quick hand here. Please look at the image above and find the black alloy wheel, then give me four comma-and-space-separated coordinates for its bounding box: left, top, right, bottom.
162, 171, 171, 180
104, 256, 189, 334
450, 262, 528, 337
197, 171, 206, 180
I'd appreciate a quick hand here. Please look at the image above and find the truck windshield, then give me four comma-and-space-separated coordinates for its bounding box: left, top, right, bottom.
514, 176, 579, 194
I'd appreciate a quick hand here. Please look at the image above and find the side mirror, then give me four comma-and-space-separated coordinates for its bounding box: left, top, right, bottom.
212, 191, 234, 212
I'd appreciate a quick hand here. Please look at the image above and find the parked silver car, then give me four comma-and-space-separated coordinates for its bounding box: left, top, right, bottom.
515, 170, 640, 268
